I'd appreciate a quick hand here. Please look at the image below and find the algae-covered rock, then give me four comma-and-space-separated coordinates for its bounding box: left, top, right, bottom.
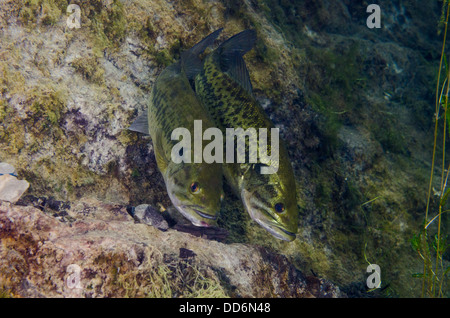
0, 200, 341, 298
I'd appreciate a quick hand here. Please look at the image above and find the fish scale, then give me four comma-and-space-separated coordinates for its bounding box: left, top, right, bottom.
148, 63, 216, 157
196, 53, 278, 173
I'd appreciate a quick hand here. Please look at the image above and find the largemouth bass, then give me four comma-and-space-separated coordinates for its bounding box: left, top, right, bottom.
129, 29, 224, 227
194, 30, 298, 241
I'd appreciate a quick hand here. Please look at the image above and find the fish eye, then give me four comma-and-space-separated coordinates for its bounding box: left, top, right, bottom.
274, 202, 285, 213
190, 182, 200, 193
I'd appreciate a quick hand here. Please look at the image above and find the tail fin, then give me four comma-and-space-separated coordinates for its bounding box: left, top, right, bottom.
181, 28, 223, 79
217, 29, 257, 94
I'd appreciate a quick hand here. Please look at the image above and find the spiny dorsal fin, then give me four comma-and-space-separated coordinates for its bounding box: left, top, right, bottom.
218, 29, 257, 95
128, 112, 149, 135
219, 29, 257, 56
181, 28, 223, 80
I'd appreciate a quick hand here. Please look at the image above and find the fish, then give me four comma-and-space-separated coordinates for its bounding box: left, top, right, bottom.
194, 30, 298, 241
129, 29, 224, 227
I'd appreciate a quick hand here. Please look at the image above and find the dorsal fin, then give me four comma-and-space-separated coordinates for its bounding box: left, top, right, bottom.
217, 29, 257, 95
222, 51, 253, 94
219, 29, 256, 56
128, 112, 149, 135
181, 28, 223, 80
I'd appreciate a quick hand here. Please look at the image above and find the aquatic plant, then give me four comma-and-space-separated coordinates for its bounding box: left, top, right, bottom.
71, 56, 105, 85
19, 0, 67, 26
414, 0, 450, 298
146, 260, 229, 298
91, 247, 228, 298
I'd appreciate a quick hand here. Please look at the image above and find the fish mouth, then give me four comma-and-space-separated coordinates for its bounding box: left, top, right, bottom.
251, 216, 297, 241
165, 185, 218, 224
248, 208, 297, 242
181, 205, 217, 220
263, 223, 297, 242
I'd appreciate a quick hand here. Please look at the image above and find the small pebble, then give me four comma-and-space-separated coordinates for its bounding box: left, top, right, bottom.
0, 162, 16, 176
0, 174, 30, 203
134, 204, 169, 231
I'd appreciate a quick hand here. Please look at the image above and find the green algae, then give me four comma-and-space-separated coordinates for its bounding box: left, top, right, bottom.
147, 261, 229, 298
71, 56, 105, 85
154, 49, 175, 67
63, 0, 127, 51
19, 0, 67, 26
255, 0, 304, 46
0, 99, 9, 123
0, 288, 13, 298
371, 118, 406, 154
1, 0, 133, 203
29, 86, 66, 129
249, 1, 434, 295
305, 43, 364, 148
0, 82, 104, 201
93, 251, 228, 298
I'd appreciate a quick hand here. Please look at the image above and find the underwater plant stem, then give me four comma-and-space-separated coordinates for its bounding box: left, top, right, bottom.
425, 209, 450, 229
429, 0, 450, 223
360, 196, 381, 207
433, 56, 450, 296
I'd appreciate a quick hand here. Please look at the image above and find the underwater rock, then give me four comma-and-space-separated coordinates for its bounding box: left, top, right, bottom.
0, 175, 29, 204
337, 125, 382, 171
0, 163, 16, 176
0, 200, 342, 298
133, 204, 169, 231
